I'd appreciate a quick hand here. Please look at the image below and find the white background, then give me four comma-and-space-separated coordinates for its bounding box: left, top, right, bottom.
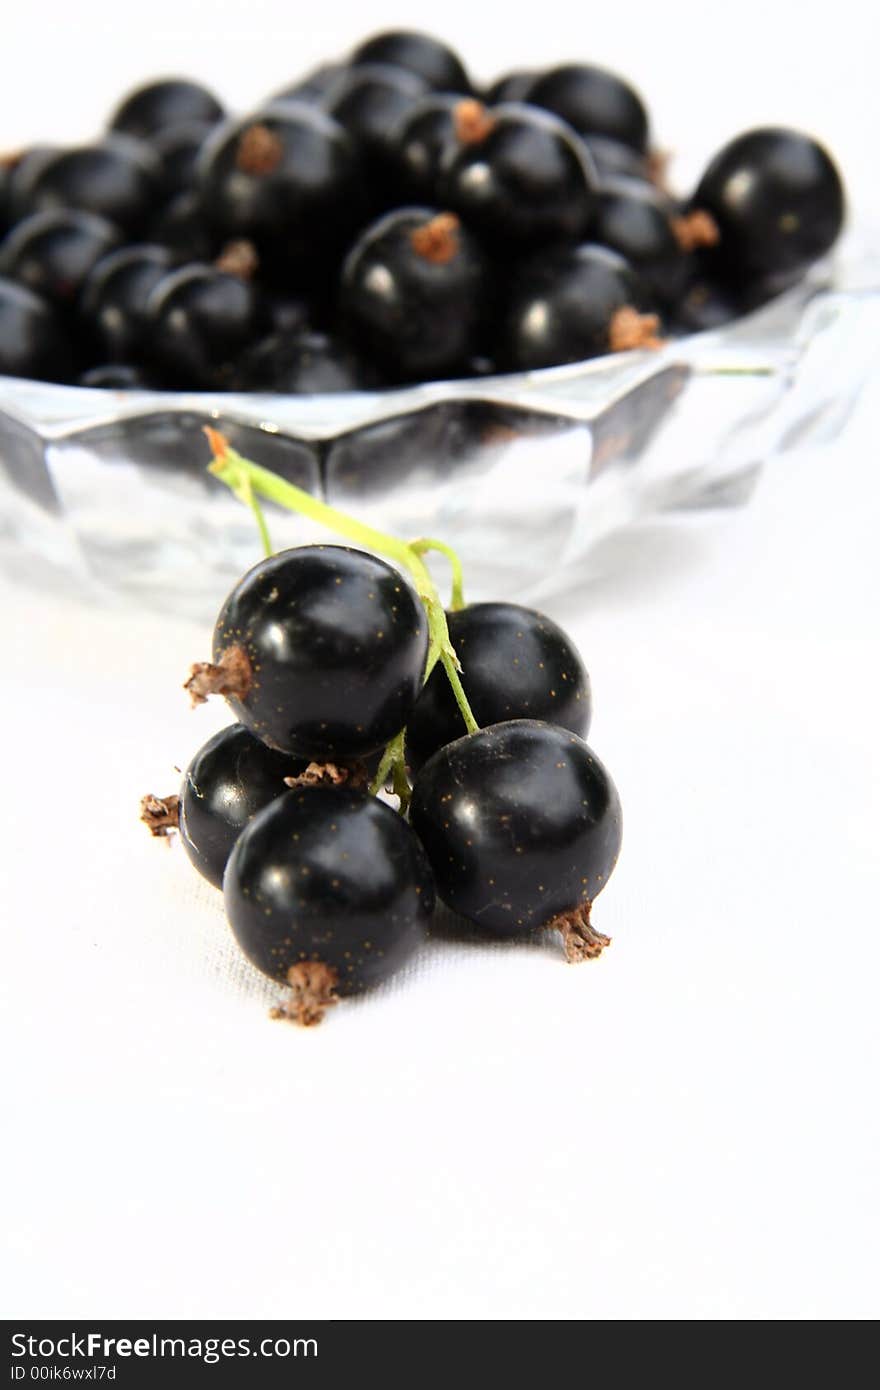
2, 0, 879, 1320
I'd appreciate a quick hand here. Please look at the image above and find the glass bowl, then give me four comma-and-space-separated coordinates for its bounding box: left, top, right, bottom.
1, 245, 877, 621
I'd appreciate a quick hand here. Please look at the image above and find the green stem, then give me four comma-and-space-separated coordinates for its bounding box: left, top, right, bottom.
409, 537, 466, 610
204, 429, 479, 739
234, 471, 273, 558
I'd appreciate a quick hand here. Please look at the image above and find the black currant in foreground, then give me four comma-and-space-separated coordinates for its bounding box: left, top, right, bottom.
224, 785, 435, 1023
500, 244, 661, 371
441, 103, 598, 248
351, 29, 472, 94
410, 720, 622, 960
692, 127, 845, 279
80, 243, 176, 361
144, 264, 265, 388
529, 63, 649, 152
176, 723, 306, 888
109, 78, 224, 139
186, 545, 429, 760
341, 207, 490, 381
406, 602, 591, 772
0, 210, 119, 307
0, 275, 72, 381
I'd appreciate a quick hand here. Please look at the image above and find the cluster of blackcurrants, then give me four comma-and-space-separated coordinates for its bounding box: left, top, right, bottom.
143, 540, 622, 1025
1, 29, 846, 392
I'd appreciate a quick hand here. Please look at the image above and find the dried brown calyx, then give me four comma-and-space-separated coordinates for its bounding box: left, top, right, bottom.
215, 239, 260, 279
140, 793, 180, 837
184, 645, 253, 707
608, 305, 665, 353
235, 123, 283, 176
551, 903, 611, 963
671, 209, 721, 253
270, 961, 339, 1026
410, 212, 461, 265
453, 98, 497, 145
284, 761, 369, 790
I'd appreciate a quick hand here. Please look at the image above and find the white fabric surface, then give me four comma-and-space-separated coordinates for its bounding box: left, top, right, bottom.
2, 0, 879, 1321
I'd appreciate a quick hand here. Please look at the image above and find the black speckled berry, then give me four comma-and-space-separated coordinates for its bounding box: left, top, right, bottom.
529, 64, 649, 152
441, 103, 598, 248
0, 210, 120, 307
341, 207, 490, 381
109, 78, 224, 140
692, 127, 845, 279
199, 545, 429, 760
406, 602, 591, 771
224, 785, 434, 993
178, 722, 305, 888
410, 720, 622, 944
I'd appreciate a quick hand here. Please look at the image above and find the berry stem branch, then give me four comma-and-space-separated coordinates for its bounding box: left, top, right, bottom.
204, 429, 479, 736
409, 537, 466, 610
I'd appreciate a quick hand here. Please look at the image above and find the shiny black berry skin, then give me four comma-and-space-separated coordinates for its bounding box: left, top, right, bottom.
109, 78, 224, 139
0, 210, 120, 307
410, 720, 622, 935
212, 545, 429, 759
179, 723, 304, 888
80, 243, 175, 361
233, 330, 378, 393
145, 264, 265, 388
78, 363, 154, 388
198, 107, 366, 274
351, 30, 472, 94
500, 244, 651, 371
324, 63, 429, 168
3, 146, 59, 223
272, 63, 349, 107
441, 104, 598, 248
148, 190, 216, 261
224, 785, 434, 990
19, 143, 158, 235
150, 120, 218, 197
0, 276, 72, 381
406, 602, 591, 772
388, 94, 462, 199
484, 71, 538, 105
341, 207, 490, 381
692, 127, 845, 279
584, 136, 650, 185
529, 64, 649, 152
594, 179, 685, 304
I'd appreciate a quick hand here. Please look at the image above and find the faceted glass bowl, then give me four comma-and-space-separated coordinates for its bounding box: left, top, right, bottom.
1, 246, 877, 621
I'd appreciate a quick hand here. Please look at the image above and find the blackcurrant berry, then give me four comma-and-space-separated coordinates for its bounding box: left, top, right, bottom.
19, 142, 159, 236
529, 63, 649, 152
341, 207, 490, 381
583, 135, 650, 185
232, 329, 378, 393
351, 30, 472, 94
150, 120, 218, 198
224, 785, 434, 1022
271, 63, 349, 107
0, 209, 120, 307
0, 275, 73, 381
186, 545, 429, 761
593, 178, 687, 305
198, 107, 367, 275
484, 71, 538, 105
80, 243, 176, 361
144, 263, 265, 388
109, 78, 224, 140
388, 94, 469, 200
176, 722, 305, 888
3, 145, 59, 223
499, 243, 661, 371
406, 602, 591, 772
410, 720, 622, 959
148, 190, 217, 262
692, 127, 845, 279
324, 63, 429, 170
440, 103, 598, 248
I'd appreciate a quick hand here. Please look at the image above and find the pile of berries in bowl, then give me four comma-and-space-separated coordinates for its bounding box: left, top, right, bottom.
0, 27, 846, 393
